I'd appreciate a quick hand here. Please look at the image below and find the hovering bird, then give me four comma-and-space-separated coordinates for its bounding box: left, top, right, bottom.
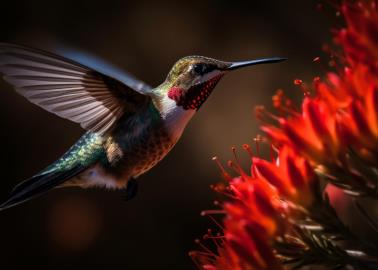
0, 43, 285, 210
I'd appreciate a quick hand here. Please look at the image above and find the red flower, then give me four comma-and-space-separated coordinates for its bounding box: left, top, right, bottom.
191, 146, 317, 270
263, 72, 378, 176
193, 1, 378, 269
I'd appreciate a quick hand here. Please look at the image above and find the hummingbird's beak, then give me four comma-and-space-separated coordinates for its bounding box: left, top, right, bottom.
226, 57, 287, 70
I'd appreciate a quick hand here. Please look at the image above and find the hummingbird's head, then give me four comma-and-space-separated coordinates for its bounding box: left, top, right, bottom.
153, 55, 285, 139
161, 56, 286, 111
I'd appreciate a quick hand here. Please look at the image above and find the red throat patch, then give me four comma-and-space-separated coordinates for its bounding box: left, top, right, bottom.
167, 75, 223, 110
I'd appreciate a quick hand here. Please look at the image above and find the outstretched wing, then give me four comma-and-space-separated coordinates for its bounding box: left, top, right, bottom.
0, 43, 151, 135
57, 47, 152, 94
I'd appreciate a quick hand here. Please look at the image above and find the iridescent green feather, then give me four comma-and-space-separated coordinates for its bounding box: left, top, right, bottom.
42, 132, 106, 174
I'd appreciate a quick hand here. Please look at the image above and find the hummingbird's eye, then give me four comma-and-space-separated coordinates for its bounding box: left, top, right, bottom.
192, 63, 206, 75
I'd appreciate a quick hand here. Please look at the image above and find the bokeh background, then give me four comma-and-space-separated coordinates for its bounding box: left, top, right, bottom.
0, 1, 335, 269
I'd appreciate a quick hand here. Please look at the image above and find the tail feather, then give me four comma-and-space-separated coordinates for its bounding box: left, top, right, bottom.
0, 165, 85, 211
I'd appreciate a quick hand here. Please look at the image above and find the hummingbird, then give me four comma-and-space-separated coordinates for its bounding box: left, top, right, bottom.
0, 43, 285, 210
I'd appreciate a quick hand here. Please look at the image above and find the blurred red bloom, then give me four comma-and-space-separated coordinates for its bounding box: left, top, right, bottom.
261, 1, 378, 171
338, 1, 378, 73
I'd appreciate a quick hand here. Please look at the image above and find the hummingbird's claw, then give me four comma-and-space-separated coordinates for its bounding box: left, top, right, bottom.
120, 178, 139, 201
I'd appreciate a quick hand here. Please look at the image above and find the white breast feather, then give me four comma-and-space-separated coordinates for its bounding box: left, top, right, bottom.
159, 95, 195, 140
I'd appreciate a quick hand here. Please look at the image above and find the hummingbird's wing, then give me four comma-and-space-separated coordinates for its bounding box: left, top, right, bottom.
57, 47, 152, 94
0, 43, 151, 135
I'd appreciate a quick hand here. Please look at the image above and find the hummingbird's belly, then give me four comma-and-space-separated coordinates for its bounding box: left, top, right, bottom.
126, 126, 177, 178
89, 124, 178, 189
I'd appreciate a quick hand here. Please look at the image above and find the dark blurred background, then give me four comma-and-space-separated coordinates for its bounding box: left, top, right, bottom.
0, 1, 334, 269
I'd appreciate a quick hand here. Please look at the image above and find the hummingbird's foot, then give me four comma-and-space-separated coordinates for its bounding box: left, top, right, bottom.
120, 178, 138, 201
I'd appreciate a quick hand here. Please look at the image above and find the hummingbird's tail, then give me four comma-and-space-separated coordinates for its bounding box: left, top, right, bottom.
0, 165, 85, 211
0, 132, 105, 211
